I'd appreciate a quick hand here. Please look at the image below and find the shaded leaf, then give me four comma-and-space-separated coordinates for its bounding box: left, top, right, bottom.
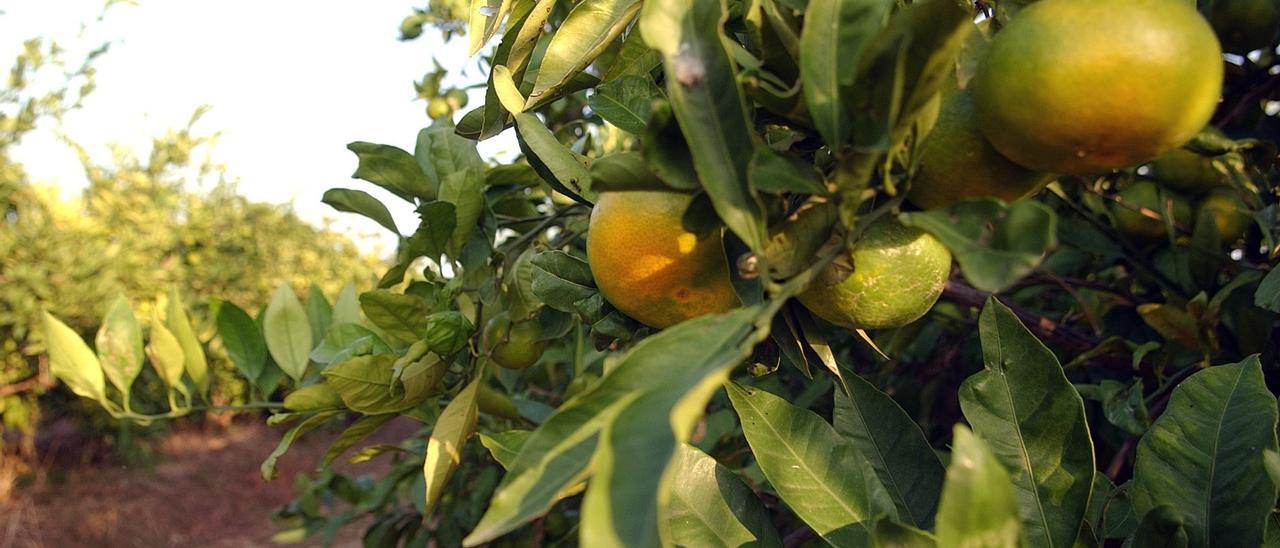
872, 518, 938, 548
347, 142, 435, 202
216, 300, 268, 384
1132, 357, 1279, 547
799, 0, 891, 145
480, 430, 532, 469
588, 75, 657, 134
900, 199, 1057, 292
261, 411, 342, 481
590, 152, 670, 193
320, 413, 397, 468
514, 112, 595, 204
322, 188, 400, 234
958, 298, 1094, 548
665, 443, 783, 547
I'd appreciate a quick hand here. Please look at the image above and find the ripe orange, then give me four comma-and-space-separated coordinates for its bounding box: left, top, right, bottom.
798, 218, 951, 330
908, 86, 1052, 210
973, 0, 1223, 174
587, 191, 738, 329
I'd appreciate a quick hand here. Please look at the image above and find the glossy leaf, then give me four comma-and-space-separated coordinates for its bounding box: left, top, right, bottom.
528, 0, 641, 106
43, 311, 106, 404
480, 430, 532, 469
358, 290, 432, 343
799, 0, 890, 146
639, 0, 768, 252
261, 410, 342, 481
588, 75, 658, 135
959, 298, 1094, 548
466, 306, 764, 546
514, 112, 595, 204
726, 381, 894, 546
834, 371, 945, 529
590, 152, 670, 193
665, 444, 782, 547
935, 425, 1023, 547
415, 123, 486, 191
424, 378, 481, 514
166, 287, 209, 396
1255, 266, 1280, 312
95, 295, 143, 402
322, 188, 399, 235
216, 300, 268, 384
323, 355, 414, 415
1132, 357, 1279, 547
263, 283, 313, 382
437, 168, 485, 255
410, 201, 457, 263
309, 323, 389, 366
468, 0, 512, 55
900, 199, 1058, 293
347, 141, 435, 202
319, 413, 397, 468
872, 518, 938, 548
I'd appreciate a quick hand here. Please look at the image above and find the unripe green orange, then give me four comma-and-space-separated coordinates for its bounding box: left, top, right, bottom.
483, 312, 546, 370
1197, 188, 1253, 241
798, 218, 951, 330
1111, 181, 1193, 242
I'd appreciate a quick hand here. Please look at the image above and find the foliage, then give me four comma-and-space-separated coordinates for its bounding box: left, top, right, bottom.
33, 0, 1280, 546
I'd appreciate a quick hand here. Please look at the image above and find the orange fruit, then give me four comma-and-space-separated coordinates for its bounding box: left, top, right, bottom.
798, 218, 951, 330
908, 86, 1052, 210
587, 191, 738, 328
1111, 180, 1193, 242
1197, 188, 1253, 241
973, 0, 1223, 174
483, 312, 546, 370
1210, 0, 1280, 54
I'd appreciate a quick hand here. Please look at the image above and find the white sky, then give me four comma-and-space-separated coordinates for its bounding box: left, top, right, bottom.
1, 0, 518, 256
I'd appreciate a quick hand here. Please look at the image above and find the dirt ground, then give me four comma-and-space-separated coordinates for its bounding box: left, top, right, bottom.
0, 417, 420, 548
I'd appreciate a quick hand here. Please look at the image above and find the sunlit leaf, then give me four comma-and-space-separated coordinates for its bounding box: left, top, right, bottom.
167, 287, 209, 396
263, 283, 313, 382
43, 311, 106, 404
935, 425, 1023, 547
95, 294, 143, 404
261, 410, 342, 481
664, 444, 782, 547
528, 0, 641, 106
424, 377, 481, 514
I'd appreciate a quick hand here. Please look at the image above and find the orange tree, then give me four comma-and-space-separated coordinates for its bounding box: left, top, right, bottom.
43, 0, 1280, 545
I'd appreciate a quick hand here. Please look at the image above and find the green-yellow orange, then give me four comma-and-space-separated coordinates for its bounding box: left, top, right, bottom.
1111, 180, 1193, 241
908, 86, 1052, 210
798, 218, 951, 330
587, 191, 738, 329
483, 312, 546, 370
973, 0, 1223, 174
1197, 188, 1253, 241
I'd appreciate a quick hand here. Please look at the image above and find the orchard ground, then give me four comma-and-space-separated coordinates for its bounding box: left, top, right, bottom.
0, 418, 420, 547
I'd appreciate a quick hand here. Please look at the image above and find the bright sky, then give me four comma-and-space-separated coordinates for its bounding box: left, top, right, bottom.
1, 0, 518, 256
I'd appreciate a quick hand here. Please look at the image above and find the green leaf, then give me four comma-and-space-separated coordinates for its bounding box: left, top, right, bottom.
424, 378, 481, 514
590, 152, 671, 193
410, 201, 458, 263
799, 0, 891, 146
215, 301, 268, 384
588, 75, 658, 135
1256, 266, 1280, 312
438, 169, 486, 256
834, 371, 945, 529
310, 322, 391, 366
43, 311, 106, 404
146, 315, 188, 397
263, 283, 314, 382
480, 430, 532, 469
935, 425, 1023, 547
332, 283, 362, 326
1075, 380, 1150, 437
641, 100, 702, 192
166, 287, 209, 396
358, 290, 432, 343
491, 64, 526, 113
319, 413, 396, 468
1131, 505, 1189, 548
95, 295, 143, 404
323, 355, 414, 415
726, 381, 894, 546
261, 410, 342, 481
415, 122, 486, 196
514, 112, 595, 204
872, 518, 937, 548
322, 188, 400, 235
423, 311, 473, 355
305, 285, 333, 349
958, 297, 1094, 548
527, 0, 641, 106
900, 199, 1057, 292
530, 250, 598, 311
468, 0, 512, 55
639, 0, 767, 252
347, 141, 435, 202
475, 0, 555, 140
665, 444, 782, 547
748, 146, 828, 195
466, 306, 765, 546
1132, 356, 1279, 547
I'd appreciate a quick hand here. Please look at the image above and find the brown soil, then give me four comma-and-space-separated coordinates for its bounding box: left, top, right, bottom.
0, 417, 421, 548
